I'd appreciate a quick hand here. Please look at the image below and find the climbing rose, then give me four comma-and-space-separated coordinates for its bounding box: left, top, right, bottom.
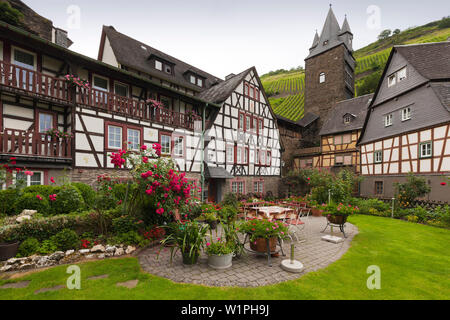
36, 195, 43, 201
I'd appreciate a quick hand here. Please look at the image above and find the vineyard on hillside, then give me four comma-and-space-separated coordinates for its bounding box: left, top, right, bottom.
271, 93, 305, 122
261, 72, 305, 97
355, 49, 391, 75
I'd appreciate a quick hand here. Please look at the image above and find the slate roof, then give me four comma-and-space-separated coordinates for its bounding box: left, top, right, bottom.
320, 94, 373, 136
205, 166, 234, 179
102, 26, 222, 92
306, 7, 352, 60
431, 82, 450, 112
197, 68, 252, 103
396, 42, 450, 80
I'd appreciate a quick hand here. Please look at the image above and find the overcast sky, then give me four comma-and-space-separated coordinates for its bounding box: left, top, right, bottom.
23, 0, 449, 78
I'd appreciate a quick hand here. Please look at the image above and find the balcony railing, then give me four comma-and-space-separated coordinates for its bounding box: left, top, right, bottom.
0, 60, 70, 102
0, 60, 203, 130
0, 129, 72, 159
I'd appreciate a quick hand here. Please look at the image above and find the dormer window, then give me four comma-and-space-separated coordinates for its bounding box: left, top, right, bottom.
319, 72, 326, 84
401, 107, 411, 121
344, 114, 352, 124
165, 65, 172, 74
384, 113, 393, 127
188, 74, 204, 87
155, 60, 162, 71
323, 40, 329, 46
388, 67, 407, 87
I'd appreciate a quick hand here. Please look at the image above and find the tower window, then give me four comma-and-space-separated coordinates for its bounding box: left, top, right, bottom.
319, 73, 326, 84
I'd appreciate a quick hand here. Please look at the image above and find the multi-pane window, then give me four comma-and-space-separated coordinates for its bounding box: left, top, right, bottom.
237, 147, 242, 164
344, 115, 352, 124
16, 171, 43, 187
232, 181, 244, 194
108, 126, 122, 149
375, 181, 384, 195
374, 150, 383, 163
173, 136, 184, 157
401, 107, 411, 121
334, 134, 351, 145
127, 129, 140, 150
246, 116, 251, 132
14, 49, 35, 69
260, 150, 266, 166
93, 75, 108, 91
114, 83, 128, 97
226, 146, 234, 163
160, 134, 171, 155
254, 181, 264, 194
335, 155, 352, 166
39, 113, 54, 133
397, 67, 407, 82
388, 67, 407, 87
190, 75, 196, 84
258, 119, 263, 134
385, 114, 393, 127
420, 142, 432, 158
239, 113, 244, 131
266, 151, 272, 166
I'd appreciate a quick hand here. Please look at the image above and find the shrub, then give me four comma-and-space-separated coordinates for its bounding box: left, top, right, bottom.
111, 183, 129, 201
110, 231, 143, 246
71, 183, 96, 208
112, 215, 141, 234
218, 205, 238, 222
434, 205, 450, 226
221, 193, 239, 210
352, 198, 390, 215
395, 173, 431, 207
437, 16, 450, 29
14, 192, 51, 215
407, 215, 419, 223
23, 185, 59, 198
17, 238, 40, 257
51, 186, 84, 215
51, 228, 79, 251
37, 239, 58, 255
0, 189, 20, 216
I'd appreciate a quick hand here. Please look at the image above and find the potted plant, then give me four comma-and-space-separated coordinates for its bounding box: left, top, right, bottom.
0, 234, 19, 262
239, 219, 288, 253
321, 203, 359, 225
204, 212, 218, 230
206, 238, 234, 269
160, 221, 209, 265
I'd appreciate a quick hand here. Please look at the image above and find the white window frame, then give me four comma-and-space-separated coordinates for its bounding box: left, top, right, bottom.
39, 113, 54, 133
397, 67, 407, 82
15, 171, 44, 187
420, 142, 432, 159
108, 125, 123, 149
127, 128, 140, 151
12, 46, 36, 70
385, 114, 393, 127
173, 135, 184, 157
226, 145, 234, 164
197, 78, 203, 87
401, 107, 411, 122
160, 134, 171, 155
388, 74, 396, 87
92, 74, 109, 92
319, 72, 326, 84
374, 150, 383, 164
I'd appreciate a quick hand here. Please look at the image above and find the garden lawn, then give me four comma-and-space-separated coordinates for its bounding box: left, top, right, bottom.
1, 215, 449, 300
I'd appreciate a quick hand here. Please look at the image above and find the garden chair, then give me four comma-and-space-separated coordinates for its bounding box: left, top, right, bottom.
284, 208, 310, 243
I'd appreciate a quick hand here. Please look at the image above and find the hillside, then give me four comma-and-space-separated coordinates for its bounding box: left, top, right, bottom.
262, 18, 450, 123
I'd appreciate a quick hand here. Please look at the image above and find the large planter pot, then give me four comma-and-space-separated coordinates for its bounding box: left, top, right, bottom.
182, 250, 199, 265
0, 242, 19, 261
208, 253, 233, 270
311, 208, 323, 217
327, 215, 348, 225
250, 237, 277, 253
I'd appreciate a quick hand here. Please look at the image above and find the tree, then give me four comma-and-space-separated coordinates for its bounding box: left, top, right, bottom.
377, 29, 392, 40
0, 2, 23, 27
438, 16, 450, 29
393, 29, 401, 35
357, 70, 382, 96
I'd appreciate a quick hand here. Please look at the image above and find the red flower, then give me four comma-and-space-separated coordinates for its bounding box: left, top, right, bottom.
50, 177, 56, 184
36, 195, 43, 201
441, 182, 447, 186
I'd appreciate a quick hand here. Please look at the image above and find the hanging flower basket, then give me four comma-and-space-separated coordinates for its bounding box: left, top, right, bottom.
64, 74, 90, 90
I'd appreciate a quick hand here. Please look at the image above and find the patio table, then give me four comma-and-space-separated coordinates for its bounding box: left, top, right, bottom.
251, 206, 295, 219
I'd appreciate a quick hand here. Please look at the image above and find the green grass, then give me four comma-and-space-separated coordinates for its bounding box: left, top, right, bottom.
1, 215, 449, 300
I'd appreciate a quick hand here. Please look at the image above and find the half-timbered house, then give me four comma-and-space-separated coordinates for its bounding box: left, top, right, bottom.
0, 3, 282, 201
358, 42, 450, 201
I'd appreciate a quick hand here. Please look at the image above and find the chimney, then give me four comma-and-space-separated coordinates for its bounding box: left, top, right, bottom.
225, 73, 235, 81
52, 27, 73, 48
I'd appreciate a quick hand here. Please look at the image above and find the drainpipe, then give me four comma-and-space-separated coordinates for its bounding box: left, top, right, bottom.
200, 103, 207, 203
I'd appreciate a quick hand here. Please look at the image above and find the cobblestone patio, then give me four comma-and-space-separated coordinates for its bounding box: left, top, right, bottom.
138, 216, 358, 287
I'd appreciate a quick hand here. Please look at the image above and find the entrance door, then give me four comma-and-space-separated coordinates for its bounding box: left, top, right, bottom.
208, 179, 216, 203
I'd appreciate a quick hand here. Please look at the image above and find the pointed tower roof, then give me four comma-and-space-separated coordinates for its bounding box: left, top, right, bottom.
306, 7, 351, 60
340, 15, 352, 35
310, 30, 320, 49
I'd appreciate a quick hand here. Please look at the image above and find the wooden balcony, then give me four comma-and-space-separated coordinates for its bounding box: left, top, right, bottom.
0, 60, 202, 130
0, 129, 72, 160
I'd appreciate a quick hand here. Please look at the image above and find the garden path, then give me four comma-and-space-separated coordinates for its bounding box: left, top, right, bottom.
138, 216, 358, 287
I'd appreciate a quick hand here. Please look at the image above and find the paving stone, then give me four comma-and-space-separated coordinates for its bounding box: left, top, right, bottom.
34, 285, 65, 294
137, 217, 358, 288
0, 281, 31, 289
116, 280, 139, 289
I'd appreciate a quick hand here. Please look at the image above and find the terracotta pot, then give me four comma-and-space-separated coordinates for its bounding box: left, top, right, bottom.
327, 215, 348, 225
0, 242, 19, 261
311, 208, 323, 217
250, 237, 277, 253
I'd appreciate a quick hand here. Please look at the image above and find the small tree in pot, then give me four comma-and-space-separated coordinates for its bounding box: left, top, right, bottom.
160, 221, 209, 265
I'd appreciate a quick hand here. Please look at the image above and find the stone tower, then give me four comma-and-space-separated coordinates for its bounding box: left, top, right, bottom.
304, 7, 355, 131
